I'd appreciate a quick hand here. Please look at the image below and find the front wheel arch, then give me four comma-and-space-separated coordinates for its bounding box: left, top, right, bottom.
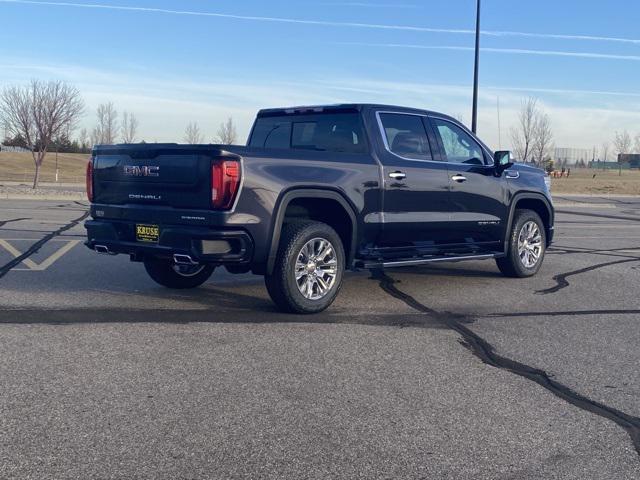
504, 193, 553, 253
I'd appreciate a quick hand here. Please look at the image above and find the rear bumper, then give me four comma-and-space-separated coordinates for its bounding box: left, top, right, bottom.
84, 219, 253, 265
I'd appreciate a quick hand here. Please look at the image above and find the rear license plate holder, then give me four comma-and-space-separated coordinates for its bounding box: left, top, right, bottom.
136, 224, 160, 243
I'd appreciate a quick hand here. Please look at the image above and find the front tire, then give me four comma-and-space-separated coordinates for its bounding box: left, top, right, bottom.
496, 209, 546, 278
265, 221, 345, 314
144, 256, 215, 289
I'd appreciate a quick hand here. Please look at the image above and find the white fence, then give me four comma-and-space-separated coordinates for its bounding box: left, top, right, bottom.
0, 145, 30, 153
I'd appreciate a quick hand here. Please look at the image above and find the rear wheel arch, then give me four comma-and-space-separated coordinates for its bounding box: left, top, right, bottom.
266, 189, 358, 275
505, 193, 553, 250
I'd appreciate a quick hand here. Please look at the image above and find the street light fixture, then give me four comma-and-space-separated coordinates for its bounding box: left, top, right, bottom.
471, 0, 481, 134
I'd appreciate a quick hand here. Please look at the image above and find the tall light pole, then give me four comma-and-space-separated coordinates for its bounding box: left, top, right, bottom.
471, 0, 481, 134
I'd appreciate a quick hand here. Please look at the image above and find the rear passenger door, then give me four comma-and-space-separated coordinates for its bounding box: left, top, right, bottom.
375, 112, 452, 253
428, 116, 509, 250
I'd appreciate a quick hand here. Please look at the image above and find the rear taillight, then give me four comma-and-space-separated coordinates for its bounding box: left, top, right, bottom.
211, 160, 241, 209
86, 158, 94, 202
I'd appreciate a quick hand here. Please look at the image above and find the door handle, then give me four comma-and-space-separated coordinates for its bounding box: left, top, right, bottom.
389, 171, 406, 180
451, 174, 467, 183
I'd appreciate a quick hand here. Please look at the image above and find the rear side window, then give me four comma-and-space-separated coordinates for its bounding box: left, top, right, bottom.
250, 120, 292, 149
378, 113, 433, 161
249, 113, 367, 153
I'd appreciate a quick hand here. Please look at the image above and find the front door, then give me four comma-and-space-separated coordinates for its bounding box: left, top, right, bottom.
428, 116, 509, 251
376, 112, 452, 256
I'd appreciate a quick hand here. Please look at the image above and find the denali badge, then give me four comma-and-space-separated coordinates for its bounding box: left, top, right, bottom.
129, 194, 162, 200
123, 165, 159, 177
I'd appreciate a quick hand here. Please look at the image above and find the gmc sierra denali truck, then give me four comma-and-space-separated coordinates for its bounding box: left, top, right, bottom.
85, 104, 554, 313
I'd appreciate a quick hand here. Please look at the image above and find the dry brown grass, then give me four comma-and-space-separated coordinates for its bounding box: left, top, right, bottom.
1, 152, 639, 195
0, 151, 89, 184
550, 168, 640, 195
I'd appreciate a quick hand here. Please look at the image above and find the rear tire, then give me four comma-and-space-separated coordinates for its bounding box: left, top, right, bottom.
496, 209, 546, 278
265, 221, 345, 314
144, 256, 215, 289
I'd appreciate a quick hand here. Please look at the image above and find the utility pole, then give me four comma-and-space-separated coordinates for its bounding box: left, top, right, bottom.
55, 140, 59, 183
496, 96, 502, 150
471, 0, 481, 134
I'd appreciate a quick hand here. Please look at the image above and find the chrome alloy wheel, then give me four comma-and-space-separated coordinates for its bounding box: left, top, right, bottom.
172, 264, 207, 277
517, 220, 543, 268
294, 238, 338, 300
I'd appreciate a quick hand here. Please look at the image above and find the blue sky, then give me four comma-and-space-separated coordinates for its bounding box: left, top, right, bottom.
1, 0, 639, 149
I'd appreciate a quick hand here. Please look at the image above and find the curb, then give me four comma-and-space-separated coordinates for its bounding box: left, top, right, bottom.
1, 194, 86, 201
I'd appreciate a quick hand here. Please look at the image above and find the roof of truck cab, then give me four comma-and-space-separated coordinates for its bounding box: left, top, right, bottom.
256, 104, 454, 119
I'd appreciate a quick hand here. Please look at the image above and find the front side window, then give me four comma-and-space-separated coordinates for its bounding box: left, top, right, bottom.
379, 113, 432, 161
431, 118, 486, 165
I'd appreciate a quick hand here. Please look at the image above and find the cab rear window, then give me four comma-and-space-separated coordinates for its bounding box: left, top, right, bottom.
249, 113, 368, 154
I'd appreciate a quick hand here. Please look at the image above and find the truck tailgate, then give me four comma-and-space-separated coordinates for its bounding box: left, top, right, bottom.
92, 145, 237, 210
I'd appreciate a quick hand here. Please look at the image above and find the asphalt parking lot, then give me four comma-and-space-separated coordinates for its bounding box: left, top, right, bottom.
1, 197, 639, 479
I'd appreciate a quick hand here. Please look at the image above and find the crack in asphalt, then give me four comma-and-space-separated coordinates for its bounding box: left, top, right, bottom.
371, 269, 640, 458
621, 210, 640, 217
550, 245, 640, 255
0, 210, 89, 280
597, 197, 640, 206
0, 218, 29, 228
556, 210, 640, 223
536, 257, 640, 295
483, 309, 640, 318
548, 245, 640, 261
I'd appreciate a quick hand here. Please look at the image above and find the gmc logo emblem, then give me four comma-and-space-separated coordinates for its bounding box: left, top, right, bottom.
123, 165, 160, 177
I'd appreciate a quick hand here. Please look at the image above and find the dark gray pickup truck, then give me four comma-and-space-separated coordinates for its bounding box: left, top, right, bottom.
85, 104, 554, 313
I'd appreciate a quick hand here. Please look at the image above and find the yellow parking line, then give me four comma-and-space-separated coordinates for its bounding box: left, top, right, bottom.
0, 239, 81, 271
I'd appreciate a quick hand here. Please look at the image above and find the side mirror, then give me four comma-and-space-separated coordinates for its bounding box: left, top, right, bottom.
494, 150, 513, 172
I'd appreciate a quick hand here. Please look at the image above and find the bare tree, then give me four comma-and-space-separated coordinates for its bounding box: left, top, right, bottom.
121, 111, 139, 143
532, 112, 553, 168
634, 132, 640, 154
77, 127, 90, 153
613, 130, 632, 175
509, 97, 538, 164
89, 128, 100, 148
0, 80, 84, 188
215, 117, 237, 145
600, 142, 610, 163
78, 127, 88, 148
184, 122, 203, 144
613, 130, 632, 157
92, 102, 119, 145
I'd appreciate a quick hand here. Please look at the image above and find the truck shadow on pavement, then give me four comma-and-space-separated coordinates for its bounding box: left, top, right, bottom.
0, 274, 450, 329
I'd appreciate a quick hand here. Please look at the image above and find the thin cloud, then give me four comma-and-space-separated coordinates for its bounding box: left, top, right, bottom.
1, 0, 639, 45
485, 85, 640, 99
312, 78, 640, 105
340, 42, 640, 62
318, 2, 420, 7
320, 78, 640, 100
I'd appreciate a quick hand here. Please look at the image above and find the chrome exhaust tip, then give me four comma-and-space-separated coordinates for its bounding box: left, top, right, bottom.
173, 254, 198, 265
94, 245, 113, 255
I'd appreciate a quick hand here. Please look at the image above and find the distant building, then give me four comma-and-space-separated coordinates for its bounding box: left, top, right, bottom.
588, 160, 628, 170
619, 154, 640, 169
554, 147, 593, 166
